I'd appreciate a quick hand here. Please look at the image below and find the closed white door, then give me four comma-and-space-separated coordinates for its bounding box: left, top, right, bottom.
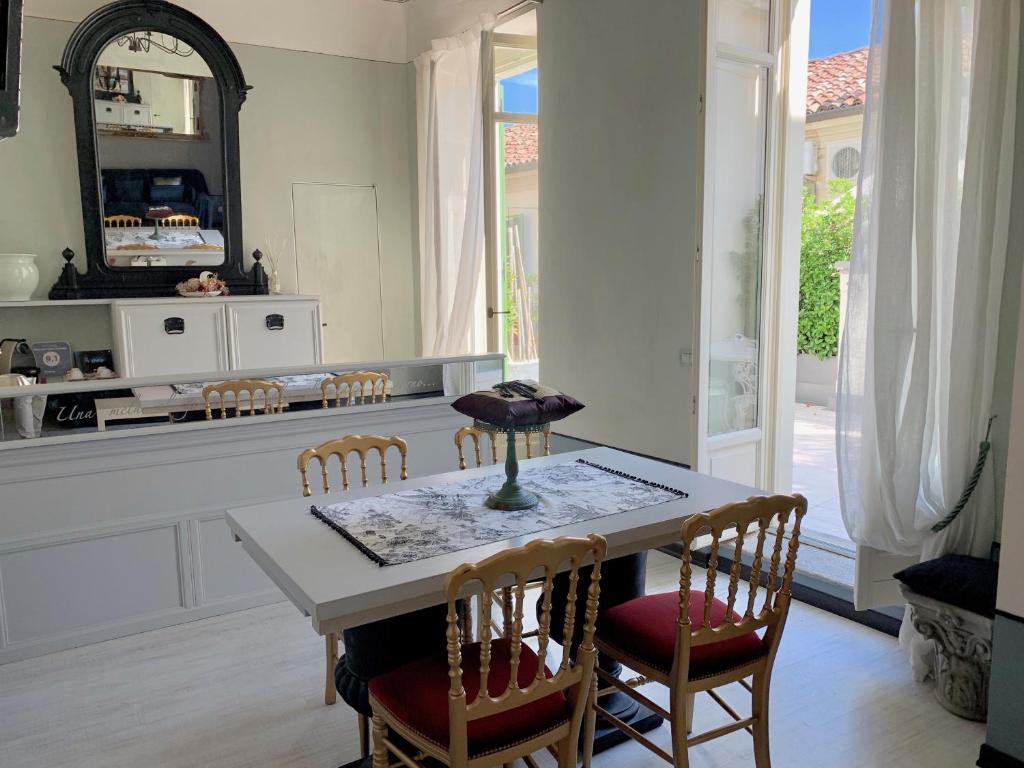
292, 183, 385, 363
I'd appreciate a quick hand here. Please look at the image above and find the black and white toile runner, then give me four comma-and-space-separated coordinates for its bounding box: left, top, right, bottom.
311, 459, 688, 566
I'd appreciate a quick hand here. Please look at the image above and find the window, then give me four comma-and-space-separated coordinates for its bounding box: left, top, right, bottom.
486, 8, 539, 381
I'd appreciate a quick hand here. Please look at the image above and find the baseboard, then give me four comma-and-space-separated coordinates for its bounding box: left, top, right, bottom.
978, 744, 1024, 768
0, 590, 284, 665
660, 544, 902, 637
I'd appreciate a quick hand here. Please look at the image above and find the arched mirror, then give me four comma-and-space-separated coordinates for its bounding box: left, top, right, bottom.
50, 0, 266, 298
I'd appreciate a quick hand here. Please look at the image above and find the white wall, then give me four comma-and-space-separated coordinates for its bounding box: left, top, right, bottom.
25, 0, 409, 64
537, 0, 700, 466
997, 274, 1024, 618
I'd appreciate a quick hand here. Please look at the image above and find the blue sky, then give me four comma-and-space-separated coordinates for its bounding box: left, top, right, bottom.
810, 0, 872, 59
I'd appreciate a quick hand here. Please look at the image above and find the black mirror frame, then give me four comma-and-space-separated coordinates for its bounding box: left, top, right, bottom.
49, 0, 266, 298
0, 0, 24, 140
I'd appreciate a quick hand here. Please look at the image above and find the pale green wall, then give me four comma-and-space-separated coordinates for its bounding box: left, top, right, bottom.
537, 0, 700, 466
0, 18, 420, 358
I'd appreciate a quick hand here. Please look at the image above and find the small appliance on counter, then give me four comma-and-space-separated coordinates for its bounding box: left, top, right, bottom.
0, 338, 39, 378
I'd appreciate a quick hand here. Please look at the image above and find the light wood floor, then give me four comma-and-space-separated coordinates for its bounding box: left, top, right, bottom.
0, 551, 983, 768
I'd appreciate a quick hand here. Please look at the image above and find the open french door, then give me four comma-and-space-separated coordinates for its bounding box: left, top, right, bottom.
695, 0, 809, 490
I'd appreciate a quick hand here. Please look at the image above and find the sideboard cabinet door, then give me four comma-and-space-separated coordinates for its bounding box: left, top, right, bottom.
113, 302, 229, 377
226, 300, 323, 370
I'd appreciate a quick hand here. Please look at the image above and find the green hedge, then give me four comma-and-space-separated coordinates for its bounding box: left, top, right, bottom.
799, 178, 855, 359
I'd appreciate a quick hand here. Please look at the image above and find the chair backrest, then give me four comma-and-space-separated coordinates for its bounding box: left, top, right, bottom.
163, 214, 199, 228
321, 371, 390, 408
104, 214, 141, 228
454, 424, 551, 469
297, 434, 408, 497
202, 378, 285, 419
676, 494, 807, 666
442, 534, 607, 761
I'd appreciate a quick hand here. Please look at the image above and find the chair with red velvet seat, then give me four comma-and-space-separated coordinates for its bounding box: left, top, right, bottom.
368, 533, 608, 768
585, 494, 807, 768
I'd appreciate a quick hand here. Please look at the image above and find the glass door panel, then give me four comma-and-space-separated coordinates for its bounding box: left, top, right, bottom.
706, 61, 768, 436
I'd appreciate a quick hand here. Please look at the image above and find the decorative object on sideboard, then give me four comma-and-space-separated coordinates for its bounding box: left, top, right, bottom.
176, 271, 228, 297
29, 340, 73, 380
50, 0, 262, 298
250, 249, 268, 293
0, 253, 39, 300
451, 381, 585, 510
0, 0, 24, 141
0, 374, 45, 439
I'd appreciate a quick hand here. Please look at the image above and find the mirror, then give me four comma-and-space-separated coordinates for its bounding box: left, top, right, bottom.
51, 0, 264, 298
0, 0, 23, 140
93, 34, 226, 269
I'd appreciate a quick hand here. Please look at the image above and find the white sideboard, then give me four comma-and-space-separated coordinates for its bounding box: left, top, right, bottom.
111, 295, 323, 377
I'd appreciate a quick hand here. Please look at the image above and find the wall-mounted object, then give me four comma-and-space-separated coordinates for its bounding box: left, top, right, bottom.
49, 0, 264, 299
0, 0, 23, 140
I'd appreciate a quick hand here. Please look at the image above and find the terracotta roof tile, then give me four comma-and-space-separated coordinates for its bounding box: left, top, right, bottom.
806, 47, 868, 115
504, 123, 538, 169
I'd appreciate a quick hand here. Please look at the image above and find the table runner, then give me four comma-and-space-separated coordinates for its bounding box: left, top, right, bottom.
311, 459, 688, 566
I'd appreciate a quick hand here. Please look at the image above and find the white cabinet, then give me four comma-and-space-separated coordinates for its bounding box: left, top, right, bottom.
226, 300, 322, 370
113, 301, 229, 378
94, 100, 152, 128
123, 104, 152, 127
112, 297, 322, 378
94, 100, 124, 125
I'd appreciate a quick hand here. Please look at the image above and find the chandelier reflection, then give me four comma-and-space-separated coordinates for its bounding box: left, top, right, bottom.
115, 31, 195, 57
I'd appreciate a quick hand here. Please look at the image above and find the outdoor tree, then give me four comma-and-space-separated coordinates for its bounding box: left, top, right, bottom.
799, 178, 855, 359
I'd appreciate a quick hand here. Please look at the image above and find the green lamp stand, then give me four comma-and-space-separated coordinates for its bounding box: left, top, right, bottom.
474, 419, 548, 511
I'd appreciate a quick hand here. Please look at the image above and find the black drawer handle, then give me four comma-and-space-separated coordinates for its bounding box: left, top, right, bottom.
164, 317, 185, 335
266, 313, 285, 331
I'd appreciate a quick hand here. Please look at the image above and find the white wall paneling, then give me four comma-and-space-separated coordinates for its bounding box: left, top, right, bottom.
0, 399, 491, 664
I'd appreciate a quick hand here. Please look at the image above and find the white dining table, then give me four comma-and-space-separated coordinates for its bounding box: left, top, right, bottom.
225, 446, 762, 638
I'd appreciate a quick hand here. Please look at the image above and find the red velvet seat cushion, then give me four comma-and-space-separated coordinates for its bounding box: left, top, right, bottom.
368, 638, 572, 756
598, 591, 767, 678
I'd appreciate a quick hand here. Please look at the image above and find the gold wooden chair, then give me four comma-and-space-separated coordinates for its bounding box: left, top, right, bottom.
297, 433, 410, 757
455, 424, 552, 640
104, 214, 142, 228
321, 371, 390, 408
202, 379, 285, 419
585, 494, 807, 768
455, 424, 550, 469
369, 534, 608, 768
163, 213, 200, 227
297, 434, 408, 497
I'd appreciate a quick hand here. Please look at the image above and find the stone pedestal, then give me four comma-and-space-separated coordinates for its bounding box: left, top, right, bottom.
901, 585, 993, 721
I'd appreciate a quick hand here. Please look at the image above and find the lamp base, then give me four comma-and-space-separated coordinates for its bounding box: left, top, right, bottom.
484, 480, 538, 511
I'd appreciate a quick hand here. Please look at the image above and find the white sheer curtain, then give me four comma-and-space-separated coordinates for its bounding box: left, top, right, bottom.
415, 18, 494, 357
837, 0, 1019, 670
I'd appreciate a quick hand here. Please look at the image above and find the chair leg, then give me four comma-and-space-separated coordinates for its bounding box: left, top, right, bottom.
669, 690, 691, 768
685, 692, 695, 734
324, 633, 338, 705
372, 713, 389, 768
751, 673, 771, 768
358, 713, 370, 759
582, 674, 598, 768
556, 735, 576, 768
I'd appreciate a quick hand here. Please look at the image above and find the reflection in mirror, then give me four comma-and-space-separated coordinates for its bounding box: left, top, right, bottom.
94, 33, 225, 270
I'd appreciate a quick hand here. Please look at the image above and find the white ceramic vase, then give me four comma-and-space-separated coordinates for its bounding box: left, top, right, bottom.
0, 254, 40, 301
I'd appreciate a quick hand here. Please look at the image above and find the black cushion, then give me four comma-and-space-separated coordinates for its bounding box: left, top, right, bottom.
452, 382, 583, 427
894, 554, 998, 618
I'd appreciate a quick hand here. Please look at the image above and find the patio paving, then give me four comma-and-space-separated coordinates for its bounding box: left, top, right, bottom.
792, 403, 852, 551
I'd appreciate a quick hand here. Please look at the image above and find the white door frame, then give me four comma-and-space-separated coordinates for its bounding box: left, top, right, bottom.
695, 0, 808, 489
